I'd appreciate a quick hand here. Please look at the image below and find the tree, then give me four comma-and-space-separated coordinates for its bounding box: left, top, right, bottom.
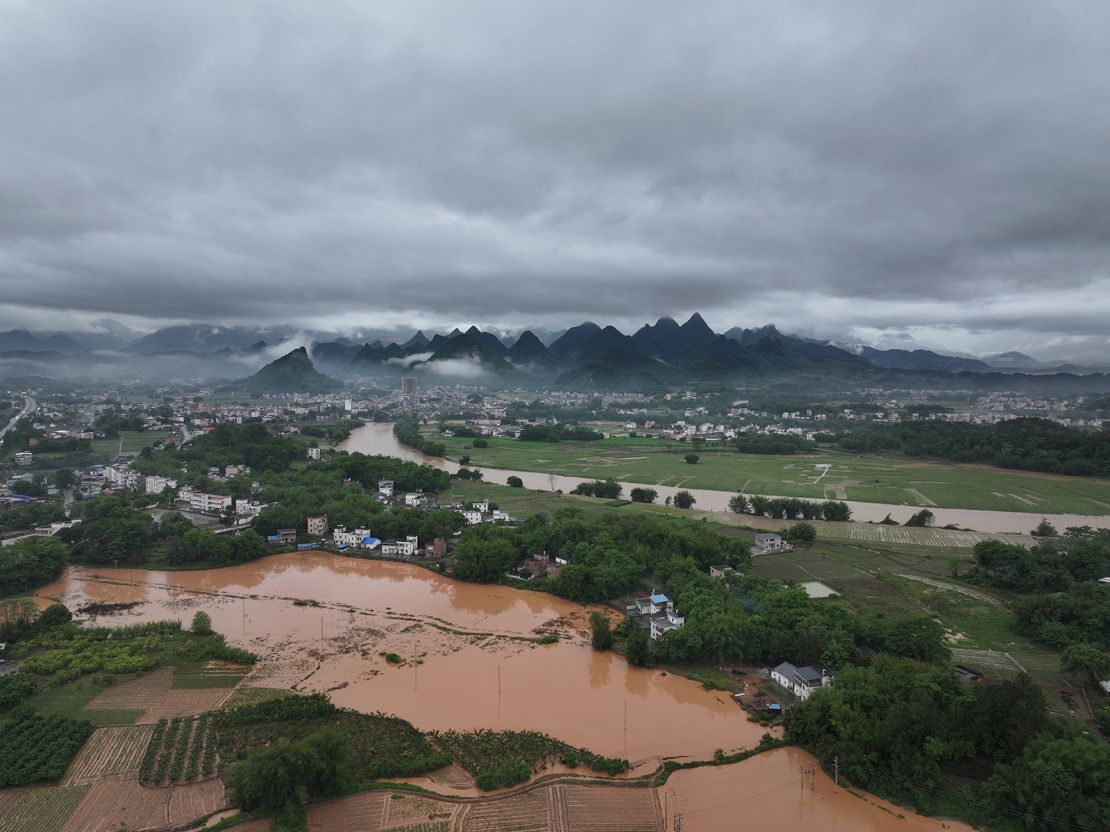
1032, 518, 1058, 537
590, 612, 613, 651
728, 493, 750, 514
629, 487, 656, 504
625, 627, 650, 666
459, 455, 471, 466
450, 526, 517, 582
684, 453, 700, 465
783, 522, 816, 544
507, 476, 524, 488
1061, 643, 1110, 688
191, 611, 213, 636
473, 438, 489, 448
53, 468, 75, 490
226, 728, 349, 819
673, 490, 696, 509
904, 508, 935, 527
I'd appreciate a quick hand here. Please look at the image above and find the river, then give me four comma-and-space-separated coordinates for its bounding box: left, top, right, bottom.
340, 421, 1110, 534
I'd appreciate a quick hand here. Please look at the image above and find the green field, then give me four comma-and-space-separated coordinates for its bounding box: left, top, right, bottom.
433, 433, 1110, 514
88, 430, 173, 460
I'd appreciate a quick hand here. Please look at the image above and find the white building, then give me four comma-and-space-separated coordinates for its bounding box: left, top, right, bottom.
144, 475, 177, 495
381, 536, 419, 557
306, 447, 321, 461
333, 527, 377, 548
404, 492, 424, 507
650, 609, 686, 640
754, 533, 788, 552
472, 499, 490, 513
13, 452, 32, 466
377, 480, 394, 497
236, 500, 265, 518
188, 491, 233, 513
463, 510, 483, 525
770, 662, 831, 700
105, 464, 141, 490
306, 515, 329, 536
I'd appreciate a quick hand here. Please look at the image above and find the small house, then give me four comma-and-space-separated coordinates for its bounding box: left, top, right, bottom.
754, 533, 787, 553
306, 515, 329, 536
276, 528, 297, 545
770, 662, 830, 700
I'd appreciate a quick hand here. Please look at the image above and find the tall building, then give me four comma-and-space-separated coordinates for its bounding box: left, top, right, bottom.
401, 376, 417, 395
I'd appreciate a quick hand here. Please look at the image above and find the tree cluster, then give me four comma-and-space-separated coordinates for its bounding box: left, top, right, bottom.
728, 493, 851, 521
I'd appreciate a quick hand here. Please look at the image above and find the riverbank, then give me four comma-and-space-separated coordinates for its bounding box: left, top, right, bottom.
341, 421, 1110, 534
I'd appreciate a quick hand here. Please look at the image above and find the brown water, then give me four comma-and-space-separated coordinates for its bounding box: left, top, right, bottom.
666, 746, 974, 832
340, 422, 1110, 534
35, 553, 765, 762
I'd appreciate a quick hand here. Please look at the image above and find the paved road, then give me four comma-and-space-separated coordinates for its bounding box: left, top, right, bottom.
0, 394, 35, 444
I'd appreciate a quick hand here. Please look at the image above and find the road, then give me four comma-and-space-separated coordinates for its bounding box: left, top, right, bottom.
0, 394, 35, 444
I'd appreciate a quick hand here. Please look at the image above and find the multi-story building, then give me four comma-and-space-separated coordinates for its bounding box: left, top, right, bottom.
188, 491, 233, 513
13, 452, 32, 466
306, 515, 329, 536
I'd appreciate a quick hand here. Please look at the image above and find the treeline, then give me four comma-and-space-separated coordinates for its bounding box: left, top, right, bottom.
393, 417, 445, 456
518, 424, 603, 442
839, 417, 1110, 476
134, 423, 304, 487
728, 493, 851, 522
0, 538, 67, 596
570, 479, 623, 499
61, 495, 268, 567
0, 500, 65, 533
451, 509, 751, 603
651, 561, 947, 668
969, 530, 1110, 652
733, 435, 812, 454
786, 659, 1109, 831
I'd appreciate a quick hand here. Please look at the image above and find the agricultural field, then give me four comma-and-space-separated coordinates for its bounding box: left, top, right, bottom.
63, 725, 153, 785
172, 660, 250, 689
88, 430, 173, 461
0, 711, 94, 787
431, 433, 1110, 514
0, 784, 89, 832
139, 714, 217, 784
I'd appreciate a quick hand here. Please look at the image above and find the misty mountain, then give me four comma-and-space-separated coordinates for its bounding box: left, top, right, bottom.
230, 347, 343, 393
127, 325, 296, 354
0, 329, 85, 354
857, 346, 990, 373
416, 333, 515, 374
506, 330, 549, 365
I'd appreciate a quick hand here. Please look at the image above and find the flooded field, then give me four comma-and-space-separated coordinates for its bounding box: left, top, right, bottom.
35, 553, 764, 762
666, 747, 974, 832
341, 422, 1110, 534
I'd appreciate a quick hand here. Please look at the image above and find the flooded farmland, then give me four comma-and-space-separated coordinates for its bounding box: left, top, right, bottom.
35, 552, 765, 762
341, 421, 1110, 534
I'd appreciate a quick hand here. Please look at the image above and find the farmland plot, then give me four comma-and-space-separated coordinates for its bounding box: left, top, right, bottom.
141, 688, 228, 723
308, 792, 388, 831
83, 668, 173, 716
0, 785, 89, 832
63, 725, 153, 785
463, 789, 549, 832
167, 780, 227, 827
562, 784, 662, 832
60, 780, 169, 832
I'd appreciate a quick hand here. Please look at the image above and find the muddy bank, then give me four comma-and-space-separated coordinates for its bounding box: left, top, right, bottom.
666, 746, 974, 832
340, 421, 1110, 533
35, 553, 765, 761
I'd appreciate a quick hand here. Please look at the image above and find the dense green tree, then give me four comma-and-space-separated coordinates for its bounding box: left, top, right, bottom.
589, 612, 613, 651
0, 538, 67, 596
783, 522, 816, 544
629, 487, 657, 503
672, 490, 696, 509
684, 453, 700, 465
904, 508, 935, 527
450, 526, 517, 583
191, 611, 213, 636
625, 627, 650, 666
1061, 643, 1110, 688
507, 476, 523, 488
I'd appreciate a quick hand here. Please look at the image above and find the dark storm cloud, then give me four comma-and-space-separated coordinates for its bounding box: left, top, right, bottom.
1, 0, 1109, 358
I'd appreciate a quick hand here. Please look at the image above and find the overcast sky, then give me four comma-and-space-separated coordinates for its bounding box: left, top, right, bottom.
1, 0, 1109, 361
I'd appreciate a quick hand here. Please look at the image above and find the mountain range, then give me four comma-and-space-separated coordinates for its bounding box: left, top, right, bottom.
3, 315, 1110, 390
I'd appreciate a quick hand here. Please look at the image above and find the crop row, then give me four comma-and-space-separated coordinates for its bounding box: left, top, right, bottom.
0, 709, 94, 787
140, 715, 215, 785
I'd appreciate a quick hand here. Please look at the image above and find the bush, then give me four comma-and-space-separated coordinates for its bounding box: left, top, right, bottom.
629, 487, 657, 503
473, 438, 489, 448
905, 508, 935, 527
507, 476, 524, 488
190, 611, 213, 636
226, 729, 349, 814
783, 522, 817, 544
590, 612, 613, 651
673, 490, 696, 509
684, 453, 700, 465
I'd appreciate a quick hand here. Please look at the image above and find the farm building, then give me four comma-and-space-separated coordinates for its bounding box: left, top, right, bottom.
770, 662, 831, 700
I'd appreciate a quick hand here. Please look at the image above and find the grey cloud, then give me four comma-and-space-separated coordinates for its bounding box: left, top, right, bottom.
1, 0, 1109, 360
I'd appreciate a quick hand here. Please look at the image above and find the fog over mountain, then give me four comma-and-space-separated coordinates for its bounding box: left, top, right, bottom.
1, 2, 1109, 364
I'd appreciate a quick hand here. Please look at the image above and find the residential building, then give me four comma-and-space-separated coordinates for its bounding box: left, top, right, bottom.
188, 491, 233, 513
307, 447, 321, 461
770, 662, 831, 700
378, 480, 394, 497
472, 499, 490, 513
754, 533, 787, 552
275, 529, 297, 545
381, 536, 419, 557
401, 377, 417, 395
333, 527, 376, 547
13, 452, 32, 466
404, 492, 424, 507
463, 510, 483, 525
306, 515, 329, 536
143, 475, 177, 495
236, 500, 265, 518
650, 608, 686, 640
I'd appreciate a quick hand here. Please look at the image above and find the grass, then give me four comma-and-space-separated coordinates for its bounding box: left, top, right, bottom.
220, 686, 290, 709
428, 432, 1110, 515
88, 430, 173, 460
172, 660, 249, 689
32, 677, 146, 725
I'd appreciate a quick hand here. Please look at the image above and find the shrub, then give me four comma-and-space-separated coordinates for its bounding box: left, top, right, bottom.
507, 476, 524, 488
673, 490, 696, 509
684, 453, 700, 465
190, 611, 213, 636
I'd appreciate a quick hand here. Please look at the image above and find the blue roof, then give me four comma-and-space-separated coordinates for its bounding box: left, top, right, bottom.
767, 703, 783, 711
650, 593, 669, 604
265, 535, 281, 542
360, 536, 381, 546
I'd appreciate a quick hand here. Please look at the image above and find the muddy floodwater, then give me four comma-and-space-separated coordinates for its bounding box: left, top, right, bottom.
340, 422, 1110, 534
666, 746, 974, 832
35, 552, 765, 762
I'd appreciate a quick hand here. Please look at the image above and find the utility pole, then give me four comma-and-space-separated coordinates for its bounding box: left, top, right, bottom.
497, 665, 502, 718
834, 755, 839, 786
800, 764, 805, 791
673, 811, 682, 832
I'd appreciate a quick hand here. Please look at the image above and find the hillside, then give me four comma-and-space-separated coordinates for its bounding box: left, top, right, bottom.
231, 347, 343, 393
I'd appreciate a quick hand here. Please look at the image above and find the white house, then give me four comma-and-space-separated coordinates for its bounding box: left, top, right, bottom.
404, 492, 424, 507
306, 447, 321, 461
188, 491, 233, 513
472, 499, 490, 513
463, 510, 483, 525
770, 662, 831, 700
489, 509, 512, 523
13, 452, 32, 466
144, 475, 177, 495
649, 608, 686, 640
631, 592, 673, 616
236, 500, 265, 518
381, 536, 419, 557
754, 533, 787, 552
378, 480, 394, 497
